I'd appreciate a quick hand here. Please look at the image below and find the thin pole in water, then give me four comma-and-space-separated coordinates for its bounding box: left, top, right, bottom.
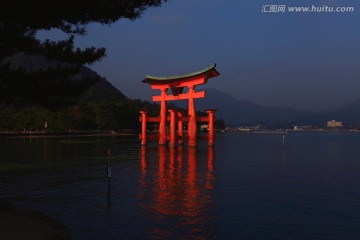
107, 149, 112, 179
282, 134, 285, 149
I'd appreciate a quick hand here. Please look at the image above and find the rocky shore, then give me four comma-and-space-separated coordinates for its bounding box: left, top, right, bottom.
0, 203, 71, 240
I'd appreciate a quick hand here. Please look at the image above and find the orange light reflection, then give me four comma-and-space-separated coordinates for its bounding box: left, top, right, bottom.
139, 146, 215, 239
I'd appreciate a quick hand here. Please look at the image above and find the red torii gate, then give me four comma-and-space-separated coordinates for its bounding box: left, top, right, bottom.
140, 64, 220, 147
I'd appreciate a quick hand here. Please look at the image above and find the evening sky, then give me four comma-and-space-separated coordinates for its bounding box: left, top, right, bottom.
39, 0, 360, 111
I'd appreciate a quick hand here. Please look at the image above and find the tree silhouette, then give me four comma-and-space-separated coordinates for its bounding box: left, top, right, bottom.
0, 0, 167, 108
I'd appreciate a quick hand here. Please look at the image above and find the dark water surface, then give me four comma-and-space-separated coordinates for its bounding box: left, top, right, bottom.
1, 132, 360, 239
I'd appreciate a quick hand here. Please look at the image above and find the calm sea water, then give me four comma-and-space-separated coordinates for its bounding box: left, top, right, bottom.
1, 132, 360, 239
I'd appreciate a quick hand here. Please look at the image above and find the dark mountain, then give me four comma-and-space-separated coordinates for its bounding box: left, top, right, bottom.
339, 97, 360, 110
4, 52, 359, 126
180, 88, 360, 126
1, 52, 128, 106
174, 88, 313, 126
76, 67, 128, 103
296, 97, 360, 125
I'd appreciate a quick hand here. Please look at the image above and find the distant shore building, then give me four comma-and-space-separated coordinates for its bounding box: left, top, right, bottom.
327, 120, 343, 128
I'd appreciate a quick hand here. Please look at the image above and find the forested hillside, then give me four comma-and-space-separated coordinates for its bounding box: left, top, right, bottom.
0, 72, 160, 132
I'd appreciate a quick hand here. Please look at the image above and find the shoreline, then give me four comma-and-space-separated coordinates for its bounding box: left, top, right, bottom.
0, 131, 139, 138
1, 129, 358, 138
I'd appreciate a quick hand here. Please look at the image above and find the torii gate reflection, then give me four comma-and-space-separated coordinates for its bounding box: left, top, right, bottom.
139, 146, 216, 238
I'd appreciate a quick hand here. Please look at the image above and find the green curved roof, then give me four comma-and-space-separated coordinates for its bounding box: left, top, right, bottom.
143, 64, 219, 83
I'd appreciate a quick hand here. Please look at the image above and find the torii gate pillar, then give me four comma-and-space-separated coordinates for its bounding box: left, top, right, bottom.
159, 88, 167, 145
142, 64, 220, 147
168, 109, 177, 147
206, 109, 216, 147
187, 85, 197, 147
139, 111, 148, 145
177, 111, 184, 145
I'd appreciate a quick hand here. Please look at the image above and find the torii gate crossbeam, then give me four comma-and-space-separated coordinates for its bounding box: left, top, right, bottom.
140, 64, 220, 147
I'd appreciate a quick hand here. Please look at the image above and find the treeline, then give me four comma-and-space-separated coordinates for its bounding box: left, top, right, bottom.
0, 99, 160, 133
0, 99, 226, 133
